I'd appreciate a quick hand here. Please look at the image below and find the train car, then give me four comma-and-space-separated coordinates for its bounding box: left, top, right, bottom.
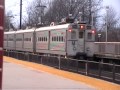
35, 23, 77, 56
35, 27, 49, 54
35, 23, 96, 58
15, 30, 24, 51
49, 24, 67, 55
4, 31, 16, 51
23, 29, 35, 52
15, 29, 35, 52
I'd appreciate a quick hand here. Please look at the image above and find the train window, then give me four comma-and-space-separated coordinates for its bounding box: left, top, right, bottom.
9, 38, 13, 41
44, 37, 45, 41
42, 37, 43, 41
54, 37, 55, 41
61, 36, 64, 42
60, 36, 62, 42
40, 37, 41, 41
17, 38, 22, 41
60, 36, 63, 42
87, 32, 92, 39
59, 36, 62, 42
59, 36, 63, 42
71, 31, 76, 39
39, 37, 41, 41
30, 37, 32, 42
54, 37, 56, 41
52, 37, 53, 41
52, 37, 54, 41
57, 36, 58, 41
43, 37, 45, 41
72, 24, 77, 29
45, 37, 46, 41
42, 37, 44, 41
79, 32, 83, 38
41, 37, 43, 42
51, 37, 52, 41
59, 36, 60, 41
56, 36, 58, 42
44, 37, 46, 42
46, 37, 47, 41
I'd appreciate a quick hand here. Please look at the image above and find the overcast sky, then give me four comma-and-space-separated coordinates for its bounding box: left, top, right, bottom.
5, 0, 120, 26
5, 0, 120, 14
102, 0, 120, 14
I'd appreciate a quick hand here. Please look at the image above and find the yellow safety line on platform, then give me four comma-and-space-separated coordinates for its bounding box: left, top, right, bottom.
4, 56, 120, 90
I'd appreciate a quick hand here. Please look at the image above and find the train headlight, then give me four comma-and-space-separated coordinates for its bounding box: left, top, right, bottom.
68, 29, 72, 32
79, 24, 86, 30
91, 30, 96, 34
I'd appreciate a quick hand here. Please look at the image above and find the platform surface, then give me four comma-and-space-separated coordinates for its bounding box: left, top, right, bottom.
3, 56, 120, 90
2, 61, 95, 90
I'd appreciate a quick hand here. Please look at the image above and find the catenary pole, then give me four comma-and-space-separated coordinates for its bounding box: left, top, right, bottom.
20, 0, 22, 29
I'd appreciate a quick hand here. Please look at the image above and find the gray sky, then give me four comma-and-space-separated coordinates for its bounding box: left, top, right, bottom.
102, 0, 120, 14
5, 0, 33, 26
5, 0, 120, 12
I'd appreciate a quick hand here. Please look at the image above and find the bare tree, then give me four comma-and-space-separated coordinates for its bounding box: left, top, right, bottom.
26, 0, 48, 27
26, 0, 102, 27
5, 11, 15, 31
99, 6, 120, 42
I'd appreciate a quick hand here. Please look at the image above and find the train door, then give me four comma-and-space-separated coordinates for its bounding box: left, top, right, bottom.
67, 24, 78, 56
77, 30, 85, 53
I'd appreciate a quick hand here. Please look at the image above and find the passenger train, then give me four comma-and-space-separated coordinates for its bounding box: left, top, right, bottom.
4, 22, 96, 59
4, 22, 120, 63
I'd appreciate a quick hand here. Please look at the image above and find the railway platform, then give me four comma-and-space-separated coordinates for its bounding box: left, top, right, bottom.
3, 56, 120, 90
3, 57, 95, 90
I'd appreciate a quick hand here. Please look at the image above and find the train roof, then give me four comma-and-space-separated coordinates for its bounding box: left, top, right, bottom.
15, 28, 35, 34
4, 24, 70, 34
35, 23, 70, 32
4, 31, 16, 34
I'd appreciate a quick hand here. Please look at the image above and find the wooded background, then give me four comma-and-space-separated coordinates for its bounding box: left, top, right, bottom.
5, 0, 120, 42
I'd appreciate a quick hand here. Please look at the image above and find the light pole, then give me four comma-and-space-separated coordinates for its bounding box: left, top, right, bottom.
20, 0, 22, 29
7, 16, 14, 31
36, 5, 46, 25
106, 6, 109, 42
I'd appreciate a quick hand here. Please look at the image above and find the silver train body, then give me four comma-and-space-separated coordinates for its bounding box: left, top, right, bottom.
4, 23, 120, 60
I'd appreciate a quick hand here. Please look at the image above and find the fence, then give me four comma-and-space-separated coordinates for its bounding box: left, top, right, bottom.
4, 51, 120, 84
